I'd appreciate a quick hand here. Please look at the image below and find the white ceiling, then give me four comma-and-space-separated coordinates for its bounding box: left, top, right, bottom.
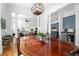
7, 3, 58, 15
6, 3, 69, 22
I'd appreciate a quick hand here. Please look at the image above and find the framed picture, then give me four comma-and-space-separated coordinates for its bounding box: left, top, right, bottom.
1, 18, 6, 29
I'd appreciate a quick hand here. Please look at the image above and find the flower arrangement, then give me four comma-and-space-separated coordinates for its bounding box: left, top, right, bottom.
37, 32, 49, 41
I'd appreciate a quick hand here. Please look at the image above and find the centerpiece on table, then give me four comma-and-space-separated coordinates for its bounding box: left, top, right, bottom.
37, 32, 49, 43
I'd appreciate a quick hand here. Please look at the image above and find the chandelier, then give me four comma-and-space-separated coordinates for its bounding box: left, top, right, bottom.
31, 3, 44, 16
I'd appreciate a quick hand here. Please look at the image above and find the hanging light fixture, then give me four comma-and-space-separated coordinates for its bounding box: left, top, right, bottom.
31, 3, 44, 16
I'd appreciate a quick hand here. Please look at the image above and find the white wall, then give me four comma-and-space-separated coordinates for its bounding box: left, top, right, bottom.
39, 3, 69, 33
51, 11, 59, 24
39, 14, 48, 33
0, 3, 3, 54
1, 3, 12, 36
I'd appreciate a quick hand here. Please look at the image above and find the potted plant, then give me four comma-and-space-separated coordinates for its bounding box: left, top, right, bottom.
37, 32, 48, 42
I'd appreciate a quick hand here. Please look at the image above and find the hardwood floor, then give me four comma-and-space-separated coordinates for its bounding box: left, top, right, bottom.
1, 38, 18, 56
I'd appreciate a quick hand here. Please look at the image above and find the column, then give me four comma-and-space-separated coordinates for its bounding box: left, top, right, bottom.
48, 14, 51, 36
12, 13, 18, 38
15, 13, 18, 38
48, 14, 51, 55
59, 11, 63, 40
37, 16, 40, 33
75, 4, 79, 46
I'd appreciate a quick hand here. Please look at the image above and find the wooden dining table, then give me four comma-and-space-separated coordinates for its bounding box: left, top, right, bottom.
20, 36, 78, 56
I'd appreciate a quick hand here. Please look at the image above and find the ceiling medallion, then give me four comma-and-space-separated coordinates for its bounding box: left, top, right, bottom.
31, 3, 44, 16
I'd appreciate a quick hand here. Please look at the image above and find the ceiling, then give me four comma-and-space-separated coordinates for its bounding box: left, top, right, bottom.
7, 3, 58, 15
6, 3, 69, 21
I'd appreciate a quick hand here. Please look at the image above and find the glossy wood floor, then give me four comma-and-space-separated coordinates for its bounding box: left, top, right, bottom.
1, 38, 18, 56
